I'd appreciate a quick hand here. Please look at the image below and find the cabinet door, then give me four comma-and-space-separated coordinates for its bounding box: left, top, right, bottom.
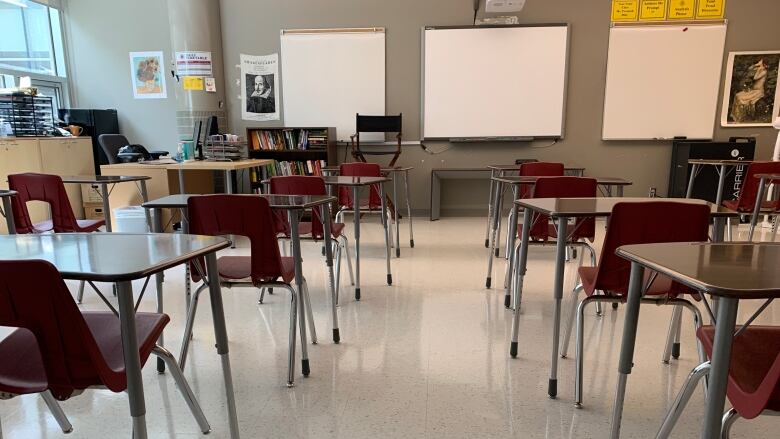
39, 138, 95, 218
0, 138, 47, 233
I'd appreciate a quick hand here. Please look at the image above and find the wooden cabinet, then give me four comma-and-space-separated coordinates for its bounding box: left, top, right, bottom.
0, 138, 47, 233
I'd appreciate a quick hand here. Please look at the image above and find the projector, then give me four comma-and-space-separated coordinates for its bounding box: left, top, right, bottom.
485, 0, 526, 13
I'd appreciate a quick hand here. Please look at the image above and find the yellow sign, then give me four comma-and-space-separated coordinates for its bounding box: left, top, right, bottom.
639, 0, 668, 20
612, 0, 639, 22
668, 0, 696, 19
696, 0, 726, 19
182, 76, 204, 91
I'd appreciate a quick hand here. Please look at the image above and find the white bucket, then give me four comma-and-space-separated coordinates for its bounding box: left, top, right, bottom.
113, 206, 151, 233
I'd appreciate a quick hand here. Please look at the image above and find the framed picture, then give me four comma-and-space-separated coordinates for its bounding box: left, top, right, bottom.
129, 51, 167, 99
721, 51, 780, 127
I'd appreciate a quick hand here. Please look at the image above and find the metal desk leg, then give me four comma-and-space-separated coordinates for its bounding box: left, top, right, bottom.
485, 169, 497, 247
178, 170, 186, 194
392, 172, 400, 257
1, 196, 15, 234
380, 182, 392, 285
225, 170, 234, 194
701, 297, 739, 439
485, 181, 503, 288
609, 262, 645, 439
153, 209, 165, 374
139, 180, 151, 231
116, 280, 147, 439
288, 210, 310, 377
100, 183, 112, 232
204, 252, 241, 438
617, 186, 624, 197
510, 207, 532, 358
504, 186, 519, 309
403, 169, 414, 248
548, 216, 569, 399
496, 185, 504, 258
715, 165, 727, 207
685, 164, 699, 198
353, 186, 362, 300
320, 204, 340, 343
430, 171, 441, 221
749, 178, 768, 241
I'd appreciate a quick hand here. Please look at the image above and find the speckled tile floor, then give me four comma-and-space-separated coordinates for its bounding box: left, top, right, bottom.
1, 217, 778, 438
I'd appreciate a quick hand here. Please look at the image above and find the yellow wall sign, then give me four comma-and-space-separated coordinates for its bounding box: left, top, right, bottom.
182, 76, 204, 91
639, 0, 668, 21
696, 0, 726, 19
612, 0, 639, 22
668, 0, 696, 19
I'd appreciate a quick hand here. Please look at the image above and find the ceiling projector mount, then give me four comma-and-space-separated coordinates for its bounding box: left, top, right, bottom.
485, 0, 527, 13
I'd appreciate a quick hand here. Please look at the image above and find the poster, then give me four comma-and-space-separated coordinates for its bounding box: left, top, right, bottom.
611, 0, 639, 22
241, 53, 279, 121
696, 0, 726, 19
639, 0, 667, 21
175, 51, 212, 76
183, 76, 204, 91
129, 51, 166, 99
668, 0, 696, 19
721, 51, 780, 127
205, 77, 217, 93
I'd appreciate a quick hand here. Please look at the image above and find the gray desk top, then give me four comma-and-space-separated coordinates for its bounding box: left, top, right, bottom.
322, 176, 390, 186
0, 233, 229, 282
142, 194, 336, 210
515, 197, 738, 218
62, 175, 151, 184
322, 166, 414, 173
687, 159, 752, 166
617, 242, 780, 299
493, 176, 632, 186
488, 164, 586, 172
0, 189, 17, 198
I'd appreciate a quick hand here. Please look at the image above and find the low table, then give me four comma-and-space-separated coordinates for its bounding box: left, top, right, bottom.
64, 175, 152, 232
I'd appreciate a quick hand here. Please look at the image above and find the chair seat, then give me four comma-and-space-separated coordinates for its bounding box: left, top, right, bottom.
0, 329, 47, 395
34, 218, 105, 233
697, 326, 780, 419
578, 266, 677, 297
722, 199, 777, 213
217, 255, 295, 284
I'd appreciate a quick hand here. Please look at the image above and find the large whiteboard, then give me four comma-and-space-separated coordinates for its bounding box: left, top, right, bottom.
602, 23, 727, 140
423, 25, 569, 140
281, 29, 385, 141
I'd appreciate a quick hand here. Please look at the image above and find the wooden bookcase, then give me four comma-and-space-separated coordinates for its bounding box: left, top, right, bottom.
246, 126, 338, 165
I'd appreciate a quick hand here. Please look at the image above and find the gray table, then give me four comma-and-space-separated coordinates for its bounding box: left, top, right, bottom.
0, 189, 17, 234
610, 242, 780, 438
323, 176, 392, 301
508, 197, 738, 399
142, 194, 340, 385
0, 233, 238, 439
686, 159, 752, 206
64, 175, 152, 232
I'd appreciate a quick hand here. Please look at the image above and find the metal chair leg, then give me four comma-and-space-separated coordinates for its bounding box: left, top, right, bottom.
341, 235, 355, 286
179, 282, 209, 369
574, 296, 597, 407
720, 408, 740, 439
334, 241, 342, 305
41, 390, 73, 433
662, 306, 683, 364
258, 287, 266, 304
77, 280, 85, 304
560, 284, 583, 358
302, 279, 317, 344
655, 361, 711, 438
152, 346, 211, 434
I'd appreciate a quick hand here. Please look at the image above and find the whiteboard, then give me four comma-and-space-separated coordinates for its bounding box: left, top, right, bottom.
281, 29, 385, 141
602, 23, 727, 140
423, 25, 569, 140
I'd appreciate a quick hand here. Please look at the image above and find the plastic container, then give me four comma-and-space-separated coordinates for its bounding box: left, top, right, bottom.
113, 206, 152, 233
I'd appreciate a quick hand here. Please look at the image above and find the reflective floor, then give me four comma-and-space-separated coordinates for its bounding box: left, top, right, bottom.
1, 217, 779, 438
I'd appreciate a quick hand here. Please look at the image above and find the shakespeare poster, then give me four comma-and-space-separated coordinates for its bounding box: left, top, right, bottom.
129, 51, 167, 99
241, 53, 280, 121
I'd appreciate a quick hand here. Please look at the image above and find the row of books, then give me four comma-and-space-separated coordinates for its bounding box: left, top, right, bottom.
249, 129, 329, 151
260, 159, 327, 178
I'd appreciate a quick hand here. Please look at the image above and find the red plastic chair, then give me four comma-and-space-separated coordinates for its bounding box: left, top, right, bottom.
571, 201, 712, 407
0, 328, 72, 435
8, 173, 105, 234
270, 176, 354, 296
338, 162, 382, 211
518, 162, 565, 199
0, 259, 209, 433
182, 195, 315, 381
722, 162, 780, 213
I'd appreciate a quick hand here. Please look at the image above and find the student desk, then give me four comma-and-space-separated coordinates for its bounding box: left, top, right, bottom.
686, 159, 752, 206
749, 173, 780, 240
0, 189, 17, 233
0, 233, 238, 439
508, 197, 738, 399
63, 175, 151, 232
323, 176, 392, 301
610, 242, 780, 439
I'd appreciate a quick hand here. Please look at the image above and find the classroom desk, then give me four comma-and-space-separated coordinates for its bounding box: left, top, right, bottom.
686, 159, 752, 206
167, 159, 273, 194
749, 173, 780, 240
323, 176, 392, 301
486, 176, 633, 304
323, 166, 415, 257
0, 189, 17, 233
508, 197, 738, 399
610, 242, 780, 438
64, 175, 151, 232
0, 233, 238, 439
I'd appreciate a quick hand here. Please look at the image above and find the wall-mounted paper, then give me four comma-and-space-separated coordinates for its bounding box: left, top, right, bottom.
205, 77, 216, 93
175, 51, 212, 76
241, 53, 279, 121
721, 51, 780, 127
129, 51, 167, 99
183, 76, 204, 91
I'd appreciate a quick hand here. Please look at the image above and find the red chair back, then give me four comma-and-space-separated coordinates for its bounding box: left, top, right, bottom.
529, 177, 597, 241
730, 161, 780, 211
270, 176, 329, 238
0, 259, 131, 399
593, 202, 711, 294
8, 173, 80, 233
518, 162, 565, 198
339, 162, 382, 210
187, 195, 284, 284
